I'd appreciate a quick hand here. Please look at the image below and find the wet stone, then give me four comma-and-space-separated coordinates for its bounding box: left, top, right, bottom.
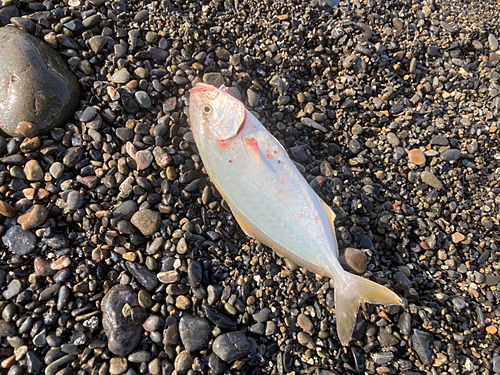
212, 332, 250, 362
126, 261, 158, 291
2, 225, 36, 255
179, 315, 211, 352
15, 121, 39, 138
101, 285, 143, 357
0, 27, 80, 137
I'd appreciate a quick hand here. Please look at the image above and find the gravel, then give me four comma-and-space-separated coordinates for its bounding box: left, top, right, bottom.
0, 0, 499, 374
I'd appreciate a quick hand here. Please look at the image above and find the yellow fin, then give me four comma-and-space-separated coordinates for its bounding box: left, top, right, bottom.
320, 199, 339, 257
335, 274, 403, 345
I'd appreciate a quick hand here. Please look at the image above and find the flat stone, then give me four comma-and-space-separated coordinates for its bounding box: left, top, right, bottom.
0, 27, 80, 137
2, 279, 23, 300
130, 209, 160, 236
408, 149, 426, 165
440, 149, 461, 162
421, 171, 443, 189
109, 357, 128, 375
112, 68, 131, 84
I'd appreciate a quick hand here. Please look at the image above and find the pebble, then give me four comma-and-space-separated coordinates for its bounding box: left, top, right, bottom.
49, 162, 64, 178
412, 330, 432, 365
2, 225, 36, 255
297, 314, 314, 331
340, 247, 367, 274
126, 261, 159, 290
408, 149, 426, 165
135, 150, 153, 170
101, 285, 143, 357
212, 332, 250, 362
0, 200, 16, 217
17, 204, 48, 230
440, 148, 461, 162
24, 160, 43, 181
130, 209, 160, 236
66, 190, 84, 210
15, 121, 39, 138
489, 34, 499, 51
451, 232, 465, 243
109, 357, 128, 375
179, 315, 211, 352
420, 171, 443, 189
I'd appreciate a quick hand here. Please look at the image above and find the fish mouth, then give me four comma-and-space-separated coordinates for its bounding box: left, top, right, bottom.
191, 83, 219, 100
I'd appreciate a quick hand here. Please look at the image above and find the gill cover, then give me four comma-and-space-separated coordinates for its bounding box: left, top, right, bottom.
192, 83, 246, 141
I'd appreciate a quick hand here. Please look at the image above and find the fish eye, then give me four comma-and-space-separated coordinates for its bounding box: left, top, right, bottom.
202, 104, 212, 116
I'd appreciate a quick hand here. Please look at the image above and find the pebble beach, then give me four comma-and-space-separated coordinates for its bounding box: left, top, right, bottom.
0, 0, 499, 374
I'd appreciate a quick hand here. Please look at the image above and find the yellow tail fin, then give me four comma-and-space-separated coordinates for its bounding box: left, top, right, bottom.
335, 273, 403, 345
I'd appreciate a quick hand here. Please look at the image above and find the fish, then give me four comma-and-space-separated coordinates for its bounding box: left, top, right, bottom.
188, 83, 403, 346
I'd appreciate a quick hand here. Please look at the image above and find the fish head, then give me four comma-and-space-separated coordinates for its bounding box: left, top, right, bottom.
189, 83, 246, 141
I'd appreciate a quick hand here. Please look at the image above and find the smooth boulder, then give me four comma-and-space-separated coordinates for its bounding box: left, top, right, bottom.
0, 27, 80, 137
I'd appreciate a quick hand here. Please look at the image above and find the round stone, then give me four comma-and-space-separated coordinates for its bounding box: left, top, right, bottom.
66, 191, 84, 210
341, 247, 368, 274
130, 209, 160, 236
0, 200, 16, 217
408, 149, 426, 165
0, 27, 80, 137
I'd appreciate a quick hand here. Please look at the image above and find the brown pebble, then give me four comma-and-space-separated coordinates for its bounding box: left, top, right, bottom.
17, 204, 48, 230
15, 121, 39, 138
408, 149, 426, 165
452, 232, 465, 243
157, 271, 180, 284
175, 295, 191, 310
34, 257, 55, 276
0, 200, 16, 218
340, 247, 368, 274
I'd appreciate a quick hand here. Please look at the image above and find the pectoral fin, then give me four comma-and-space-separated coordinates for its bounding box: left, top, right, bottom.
242, 136, 261, 169
321, 199, 339, 257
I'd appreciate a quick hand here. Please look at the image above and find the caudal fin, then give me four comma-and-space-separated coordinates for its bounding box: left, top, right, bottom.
335, 273, 403, 346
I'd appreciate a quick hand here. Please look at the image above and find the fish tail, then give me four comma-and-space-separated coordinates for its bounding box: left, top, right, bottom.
334, 272, 403, 346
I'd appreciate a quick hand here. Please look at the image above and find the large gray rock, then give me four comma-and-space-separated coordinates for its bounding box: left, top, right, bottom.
0, 27, 80, 137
